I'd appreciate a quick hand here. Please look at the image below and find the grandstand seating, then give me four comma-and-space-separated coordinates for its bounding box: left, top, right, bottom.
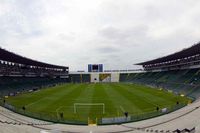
0, 48, 68, 77
70, 74, 90, 83
136, 43, 200, 71
0, 77, 69, 97
0, 48, 69, 97
120, 69, 200, 99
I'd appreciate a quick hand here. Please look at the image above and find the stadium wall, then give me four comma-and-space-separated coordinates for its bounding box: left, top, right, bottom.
111, 73, 120, 82
90, 73, 100, 83
70, 73, 120, 83
99, 74, 111, 82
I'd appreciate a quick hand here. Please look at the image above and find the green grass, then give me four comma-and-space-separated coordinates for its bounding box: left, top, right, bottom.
6, 83, 190, 124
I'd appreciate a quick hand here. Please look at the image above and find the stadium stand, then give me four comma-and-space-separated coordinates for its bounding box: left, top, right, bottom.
0, 77, 68, 97
70, 74, 90, 83
0, 48, 68, 77
120, 69, 200, 99
2, 42, 200, 132
119, 42, 200, 133
136, 42, 200, 71
119, 43, 200, 100
0, 48, 69, 97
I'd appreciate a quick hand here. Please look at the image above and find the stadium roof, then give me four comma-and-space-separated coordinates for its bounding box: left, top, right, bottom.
0, 48, 68, 69
136, 42, 200, 65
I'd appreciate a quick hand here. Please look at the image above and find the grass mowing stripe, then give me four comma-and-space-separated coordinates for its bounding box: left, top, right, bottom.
104, 83, 143, 114
8, 84, 79, 108
125, 83, 188, 106
25, 97, 48, 108
66, 84, 95, 121
26, 84, 80, 109
42, 84, 86, 112
116, 84, 163, 107
47, 84, 91, 121
100, 84, 123, 117
111, 84, 153, 111
88, 84, 117, 119
6, 83, 190, 124
128, 83, 178, 101
24, 84, 85, 115
88, 84, 101, 120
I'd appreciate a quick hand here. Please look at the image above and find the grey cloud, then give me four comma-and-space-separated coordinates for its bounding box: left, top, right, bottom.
0, 0, 45, 42
1, 0, 200, 71
57, 33, 76, 41
96, 46, 120, 54
98, 25, 149, 46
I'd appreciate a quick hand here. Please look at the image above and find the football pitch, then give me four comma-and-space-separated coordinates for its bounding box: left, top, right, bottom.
6, 83, 190, 124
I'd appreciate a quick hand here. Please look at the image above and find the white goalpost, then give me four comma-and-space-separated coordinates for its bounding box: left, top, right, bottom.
74, 103, 105, 114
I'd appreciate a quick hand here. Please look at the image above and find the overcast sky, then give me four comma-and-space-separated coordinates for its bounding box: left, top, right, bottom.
0, 0, 200, 71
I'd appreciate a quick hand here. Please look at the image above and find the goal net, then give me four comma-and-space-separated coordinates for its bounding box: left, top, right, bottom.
74, 103, 105, 114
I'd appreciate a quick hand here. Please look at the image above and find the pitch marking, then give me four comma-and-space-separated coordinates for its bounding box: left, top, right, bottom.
120, 106, 125, 112
25, 98, 47, 108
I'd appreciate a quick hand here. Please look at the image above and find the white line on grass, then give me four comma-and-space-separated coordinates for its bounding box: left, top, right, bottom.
120, 106, 125, 112
56, 106, 67, 118
25, 84, 77, 108
25, 98, 47, 108
56, 106, 65, 113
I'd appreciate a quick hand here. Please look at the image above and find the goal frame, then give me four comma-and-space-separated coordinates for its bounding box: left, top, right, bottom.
74, 103, 105, 114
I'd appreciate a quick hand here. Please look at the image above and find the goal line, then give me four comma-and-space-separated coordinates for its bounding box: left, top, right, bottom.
74, 103, 105, 114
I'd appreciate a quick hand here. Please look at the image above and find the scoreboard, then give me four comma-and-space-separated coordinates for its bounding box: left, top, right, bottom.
88, 64, 103, 72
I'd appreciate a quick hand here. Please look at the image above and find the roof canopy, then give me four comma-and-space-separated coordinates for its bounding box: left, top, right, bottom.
0, 48, 68, 69
136, 42, 200, 65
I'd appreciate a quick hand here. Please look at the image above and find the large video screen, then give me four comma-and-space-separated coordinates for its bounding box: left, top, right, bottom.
88, 64, 103, 72
92, 65, 99, 70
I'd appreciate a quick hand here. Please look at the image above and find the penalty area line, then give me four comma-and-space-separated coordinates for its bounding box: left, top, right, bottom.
120, 106, 125, 112
25, 98, 47, 108
56, 106, 68, 118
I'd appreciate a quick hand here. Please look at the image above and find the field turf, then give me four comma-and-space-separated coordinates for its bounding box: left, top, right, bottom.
6, 83, 189, 124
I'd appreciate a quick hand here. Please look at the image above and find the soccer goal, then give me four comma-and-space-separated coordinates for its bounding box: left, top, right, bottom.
74, 103, 105, 114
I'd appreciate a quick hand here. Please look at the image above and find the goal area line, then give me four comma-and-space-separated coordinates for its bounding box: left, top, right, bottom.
74, 103, 105, 114
74, 103, 105, 106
